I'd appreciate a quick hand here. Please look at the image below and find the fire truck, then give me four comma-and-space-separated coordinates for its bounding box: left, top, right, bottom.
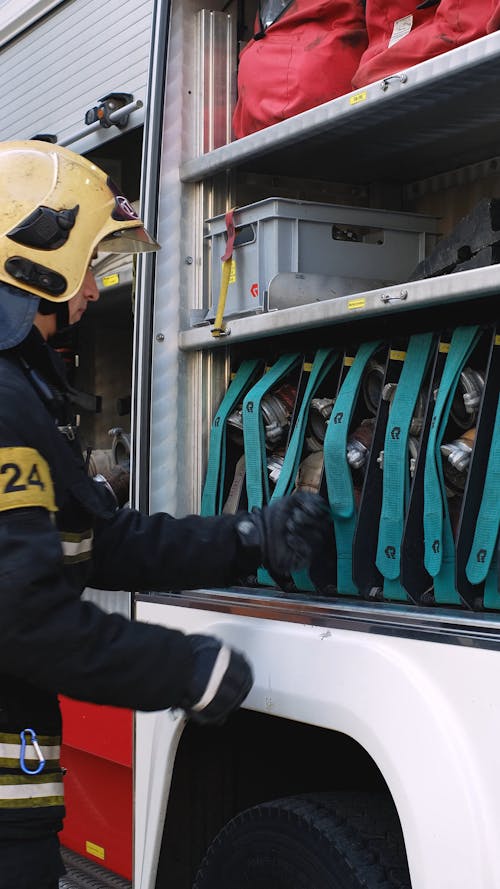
1, 1, 500, 888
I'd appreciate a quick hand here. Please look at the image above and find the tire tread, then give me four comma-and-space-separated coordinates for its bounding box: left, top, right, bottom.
193, 790, 411, 889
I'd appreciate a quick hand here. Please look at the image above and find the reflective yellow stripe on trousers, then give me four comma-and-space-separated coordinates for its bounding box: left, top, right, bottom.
0, 772, 64, 808
0, 732, 63, 808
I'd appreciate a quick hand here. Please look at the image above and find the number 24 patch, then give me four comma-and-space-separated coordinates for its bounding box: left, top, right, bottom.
0, 447, 56, 513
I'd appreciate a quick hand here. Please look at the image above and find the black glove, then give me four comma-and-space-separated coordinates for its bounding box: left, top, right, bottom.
235, 491, 332, 578
179, 635, 253, 725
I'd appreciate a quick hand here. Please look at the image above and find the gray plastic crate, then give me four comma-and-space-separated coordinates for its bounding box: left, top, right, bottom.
205, 198, 439, 319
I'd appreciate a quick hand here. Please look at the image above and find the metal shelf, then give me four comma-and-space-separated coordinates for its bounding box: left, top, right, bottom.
179, 265, 500, 350
180, 32, 500, 186
178, 33, 500, 350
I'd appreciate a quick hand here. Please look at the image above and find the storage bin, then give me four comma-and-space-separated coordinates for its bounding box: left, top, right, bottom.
205, 198, 438, 319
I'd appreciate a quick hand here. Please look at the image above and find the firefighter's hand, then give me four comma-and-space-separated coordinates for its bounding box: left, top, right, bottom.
179, 635, 253, 725
236, 492, 332, 578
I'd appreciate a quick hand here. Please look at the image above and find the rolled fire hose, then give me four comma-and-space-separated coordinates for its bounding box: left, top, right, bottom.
362, 359, 386, 416
222, 451, 285, 514
294, 449, 324, 495
305, 396, 335, 451
441, 426, 476, 494
449, 367, 484, 430
84, 428, 133, 508
110, 427, 131, 466
254, 348, 339, 590
85, 428, 131, 477
409, 390, 427, 436
346, 420, 374, 472
267, 453, 285, 484
222, 454, 246, 514
243, 354, 302, 511
86, 448, 115, 478
228, 382, 297, 448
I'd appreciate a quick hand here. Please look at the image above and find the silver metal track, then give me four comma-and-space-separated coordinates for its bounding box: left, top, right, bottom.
136, 589, 500, 652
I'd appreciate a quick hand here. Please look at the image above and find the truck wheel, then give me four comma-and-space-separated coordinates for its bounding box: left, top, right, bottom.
193, 792, 411, 889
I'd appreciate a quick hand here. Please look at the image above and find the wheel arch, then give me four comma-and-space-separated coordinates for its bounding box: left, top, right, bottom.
135, 606, 493, 889
154, 710, 395, 889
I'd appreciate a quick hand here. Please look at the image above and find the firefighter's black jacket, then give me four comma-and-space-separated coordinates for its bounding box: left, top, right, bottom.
0, 328, 255, 839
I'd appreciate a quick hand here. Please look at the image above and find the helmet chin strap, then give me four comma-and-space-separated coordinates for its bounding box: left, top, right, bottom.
38, 298, 70, 332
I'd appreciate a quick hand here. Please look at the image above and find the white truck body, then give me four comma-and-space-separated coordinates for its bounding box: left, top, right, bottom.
135, 598, 500, 889
1, 2, 500, 888
133, 3, 500, 886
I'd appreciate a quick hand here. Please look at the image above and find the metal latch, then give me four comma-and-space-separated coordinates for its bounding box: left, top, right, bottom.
31, 94, 142, 148
85, 93, 134, 129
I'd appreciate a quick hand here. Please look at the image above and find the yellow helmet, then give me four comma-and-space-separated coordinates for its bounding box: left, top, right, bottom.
0, 140, 159, 302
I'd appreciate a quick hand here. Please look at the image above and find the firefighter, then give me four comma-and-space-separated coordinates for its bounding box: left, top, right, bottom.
0, 141, 331, 889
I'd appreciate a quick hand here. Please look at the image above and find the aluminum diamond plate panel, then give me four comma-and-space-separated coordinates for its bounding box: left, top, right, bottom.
60, 847, 131, 889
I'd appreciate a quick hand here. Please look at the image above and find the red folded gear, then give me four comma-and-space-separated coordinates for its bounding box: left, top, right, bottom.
352, 0, 493, 90
232, 0, 368, 139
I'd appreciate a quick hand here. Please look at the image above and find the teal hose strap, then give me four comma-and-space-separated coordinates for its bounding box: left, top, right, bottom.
258, 348, 338, 590
423, 326, 480, 580
243, 354, 301, 512
466, 395, 500, 585
324, 341, 382, 595
376, 333, 435, 585
383, 576, 408, 600
273, 349, 338, 500
432, 506, 460, 605
482, 542, 500, 610
201, 359, 262, 516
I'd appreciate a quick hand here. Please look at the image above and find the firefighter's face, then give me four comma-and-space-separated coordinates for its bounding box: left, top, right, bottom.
67, 267, 100, 324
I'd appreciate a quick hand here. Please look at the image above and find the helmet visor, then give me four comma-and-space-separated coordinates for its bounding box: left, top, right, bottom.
99, 224, 160, 254
102, 177, 161, 253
